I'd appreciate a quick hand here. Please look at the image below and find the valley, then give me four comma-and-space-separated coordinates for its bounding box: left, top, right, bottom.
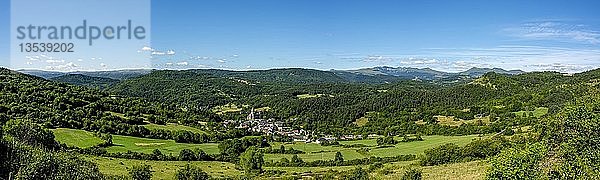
1, 67, 599, 179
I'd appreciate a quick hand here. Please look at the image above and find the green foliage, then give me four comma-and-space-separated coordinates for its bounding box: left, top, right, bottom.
341, 167, 370, 180
2, 119, 56, 148
367, 162, 384, 172
420, 143, 462, 166
291, 154, 304, 165
401, 168, 422, 180
238, 146, 264, 173
15, 151, 104, 180
461, 138, 505, 160
486, 143, 548, 180
335, 151, 344, 164
128, 164, 153, 180
545, 106, 600, 178
377, 136, 397, 146
179, 149, 196, 161
0, 139, 104, 180
421, 138, 505, 166
175, 164, 210, 180
50, 74, 120, 89
218, 137, 269, 161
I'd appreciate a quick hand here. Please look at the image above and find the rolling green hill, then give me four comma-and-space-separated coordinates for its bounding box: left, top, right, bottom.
50, 74, 120, 89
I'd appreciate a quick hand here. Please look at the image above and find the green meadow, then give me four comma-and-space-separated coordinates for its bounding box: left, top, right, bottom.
87, 156, 242, 179
142, 123, 207, 134
51, 128, 219, 155
52, 128, 105, 148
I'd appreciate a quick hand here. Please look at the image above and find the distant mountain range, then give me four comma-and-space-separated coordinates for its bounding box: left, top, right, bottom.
18, 69, 152, 80
49, 74, 120, 89
346, 66, 524, 81
17, 66, 525, 85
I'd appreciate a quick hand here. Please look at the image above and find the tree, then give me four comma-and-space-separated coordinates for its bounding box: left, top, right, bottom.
152, 149, 163, 160
486, 143, 547, 179
129, 164, 153, 180
401, 168, 422, 180
420, 143, 461, 166
343, 167, 369, 180
335, 152, 344, 165
175, 164, 210, 180
179, 149, 196, 161
13, 149, 103, 180
238, 146, 264, 173
279, 145, 285, 153
100, 134, 113, 146
291, 154, 304, 165
2, 119, 56, 148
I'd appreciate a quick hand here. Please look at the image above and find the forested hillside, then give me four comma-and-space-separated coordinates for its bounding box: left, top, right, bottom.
50, 74, 120, 89
2, 67, 599, 179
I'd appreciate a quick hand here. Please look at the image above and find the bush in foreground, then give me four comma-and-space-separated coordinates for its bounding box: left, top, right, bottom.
175, 164, 210, 180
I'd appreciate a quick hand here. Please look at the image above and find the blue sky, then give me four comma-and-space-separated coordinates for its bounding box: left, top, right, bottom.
2, 0, 600, 72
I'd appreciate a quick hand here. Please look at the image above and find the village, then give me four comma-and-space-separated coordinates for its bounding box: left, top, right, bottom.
221, 109, 376, 143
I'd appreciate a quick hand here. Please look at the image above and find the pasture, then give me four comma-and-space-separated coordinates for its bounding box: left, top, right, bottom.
265, 135, 482, 163
51, 128, 220, 155
52, 128, 105, 148
143, 123, 207, 134
88, 156, 241, 179
106, 135, 220, 155
513, 107, 549, 118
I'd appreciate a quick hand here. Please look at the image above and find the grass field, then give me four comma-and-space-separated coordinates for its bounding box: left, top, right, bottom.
265, 135, 482, 163
212, 103, 247, 114
416, 116, 491, 126
106, 135, 220, 155
513, 107, 549, 118
264, 149, 366, 162
51, 128, 219, 155
371, 160, 488, 180
87, 156, 242, 179
143, 123, 207, 134
421, 160, 488, 180
369, 135, 481, 157
354, 116, 369, 127
296, 94, 334, 99
52, 128, 105, 148
265, 165, 367, 174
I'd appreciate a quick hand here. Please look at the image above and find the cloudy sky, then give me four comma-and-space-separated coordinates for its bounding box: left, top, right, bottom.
1, 0, 600, 72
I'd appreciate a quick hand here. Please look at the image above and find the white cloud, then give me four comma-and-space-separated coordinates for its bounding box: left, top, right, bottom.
176, 61, 188, 66
100, 63, 107, 68
46, 59, 65, 64
140, 46, 154, 51
45, 62, 78, 71
527, 63, 593, 72
425, 45, 600, 73
217, 59, 226, 63
504, 21, 600, 44
400, 58, 439, 65
151, 50, 176, 56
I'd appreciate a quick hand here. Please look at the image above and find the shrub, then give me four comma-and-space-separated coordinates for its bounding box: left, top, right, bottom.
486, 143, 547, 179
129, 164, 153, 180
175, 164, 210, 180
401, 168, 422, 180
420, 143, 462, 166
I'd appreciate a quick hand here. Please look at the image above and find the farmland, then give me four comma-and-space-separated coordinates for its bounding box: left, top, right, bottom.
87, 156, 242, 179
52, 128, 220, 155
143, 123, 207, 134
